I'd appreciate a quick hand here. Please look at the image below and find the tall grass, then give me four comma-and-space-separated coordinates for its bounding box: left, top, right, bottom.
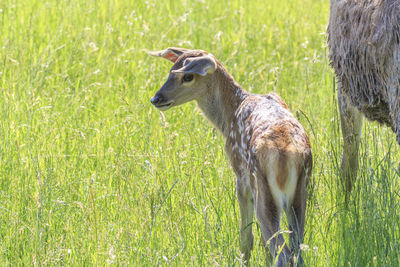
0, 0, 399, 265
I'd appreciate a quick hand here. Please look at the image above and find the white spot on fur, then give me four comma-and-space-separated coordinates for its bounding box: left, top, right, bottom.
232, 143, 239, 151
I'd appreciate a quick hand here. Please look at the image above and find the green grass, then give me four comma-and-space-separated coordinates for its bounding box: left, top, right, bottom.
1, 0, 399, 265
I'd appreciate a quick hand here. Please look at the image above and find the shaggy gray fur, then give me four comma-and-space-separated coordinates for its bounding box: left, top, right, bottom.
328, 0, 400, 192
328, 0, 400, 142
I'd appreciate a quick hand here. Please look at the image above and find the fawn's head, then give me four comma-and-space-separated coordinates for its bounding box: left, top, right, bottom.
148, 47, 217, 110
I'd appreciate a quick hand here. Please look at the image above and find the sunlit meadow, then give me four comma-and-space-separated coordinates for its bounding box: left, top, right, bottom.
0, 0, 399, 265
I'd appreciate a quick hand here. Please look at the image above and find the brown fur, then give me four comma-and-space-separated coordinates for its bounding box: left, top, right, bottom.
259, 124, 297, 190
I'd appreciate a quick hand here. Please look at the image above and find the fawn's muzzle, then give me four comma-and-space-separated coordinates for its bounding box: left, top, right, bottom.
150, 93, 174, 110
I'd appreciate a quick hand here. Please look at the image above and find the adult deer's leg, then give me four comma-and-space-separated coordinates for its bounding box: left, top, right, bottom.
387, 75, 400, 146
338, 86, 363, 194
386, 75, 400, 171
236, 176, 254, 264
394, 108, 400, 146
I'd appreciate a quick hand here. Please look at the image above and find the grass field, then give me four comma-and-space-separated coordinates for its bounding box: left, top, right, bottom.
1, 0, 399, 265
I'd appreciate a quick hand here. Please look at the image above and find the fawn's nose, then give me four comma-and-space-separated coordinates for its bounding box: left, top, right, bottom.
150, 95, 162, 105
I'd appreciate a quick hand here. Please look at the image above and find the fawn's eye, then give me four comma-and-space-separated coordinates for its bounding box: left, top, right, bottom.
182, 74, 194, 83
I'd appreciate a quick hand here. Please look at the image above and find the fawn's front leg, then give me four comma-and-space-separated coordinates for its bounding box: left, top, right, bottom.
236, 175, 255, 264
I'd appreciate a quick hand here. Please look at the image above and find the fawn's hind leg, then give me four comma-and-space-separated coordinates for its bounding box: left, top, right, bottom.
254, 174, 290, 266
286, 182, 306, 265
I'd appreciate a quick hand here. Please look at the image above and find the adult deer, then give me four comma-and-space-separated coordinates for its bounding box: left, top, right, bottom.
328, 0, 400, 194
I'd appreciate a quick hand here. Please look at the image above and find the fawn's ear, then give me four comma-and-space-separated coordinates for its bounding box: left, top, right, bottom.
172, 55, 217, 76
147, 47, 190, 63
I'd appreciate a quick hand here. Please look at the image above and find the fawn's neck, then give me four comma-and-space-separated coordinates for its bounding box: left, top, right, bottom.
196, 67, 249, 139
